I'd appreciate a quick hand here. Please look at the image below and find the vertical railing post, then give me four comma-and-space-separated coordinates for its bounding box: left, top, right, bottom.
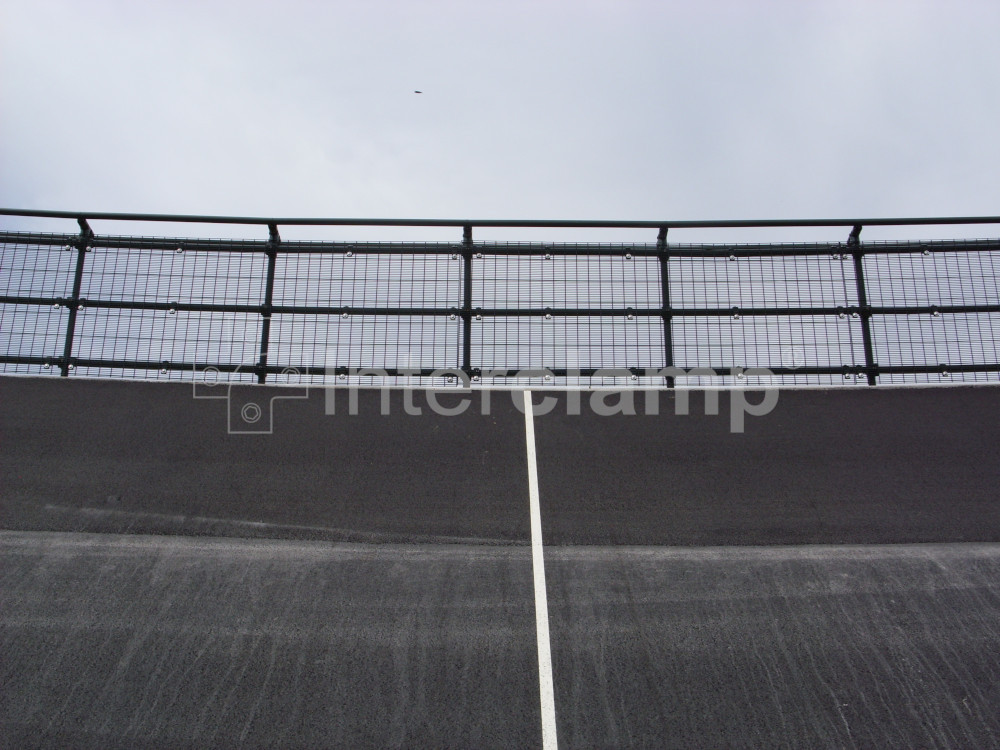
60, 217, 93, 376
461, 225, 474, 379
657, 226, 675, 387
848, 224, 878, 385
256, 223, 279, 384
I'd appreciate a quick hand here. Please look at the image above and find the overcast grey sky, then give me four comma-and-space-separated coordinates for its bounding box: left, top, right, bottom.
2, 0, 999, 241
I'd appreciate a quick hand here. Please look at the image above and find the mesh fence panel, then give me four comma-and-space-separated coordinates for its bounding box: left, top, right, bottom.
0, 304, 67, 374
670, 254, 858, 309
475, 254, 661, 309
0, 239, 76, 297
864, 244, 1000, 306
872, 313, 1000, 384
80, 245, 266, 305
269, 314, 461, 374
2, 229, 998, 387
274, 252, 460, 308
673, 315, 866, 386
473, 316, 665, 372
72, 308, 261, 381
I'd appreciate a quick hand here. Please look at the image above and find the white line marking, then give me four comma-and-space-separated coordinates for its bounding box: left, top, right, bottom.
524, 389, 559, 750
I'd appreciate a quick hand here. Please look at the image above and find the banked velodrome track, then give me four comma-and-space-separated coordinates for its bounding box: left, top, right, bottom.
2, 376, 1000, 748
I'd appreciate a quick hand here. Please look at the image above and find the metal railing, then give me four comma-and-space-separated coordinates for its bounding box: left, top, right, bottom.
2, 208, 999, 387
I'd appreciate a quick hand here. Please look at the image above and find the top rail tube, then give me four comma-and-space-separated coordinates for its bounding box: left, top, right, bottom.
2, 208, 1000, 230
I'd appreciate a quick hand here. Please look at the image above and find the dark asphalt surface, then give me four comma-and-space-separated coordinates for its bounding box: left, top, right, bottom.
4, 533, 1000, 749
1, 378, 530, 543
0, 532, 540, 749
3, 376, 1000, 748
545, 544, 1000, 748
533, 387, 1000, 545
3, 378, 998, 546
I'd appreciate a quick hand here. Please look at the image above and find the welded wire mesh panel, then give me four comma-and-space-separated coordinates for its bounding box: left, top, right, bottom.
872, 313, 1000, 384
864, 244, 1000, 383
0, 238, 77, 297
669, 254, 856, 308
81, 244, 266, 305
274, 253, 460, 307
0, 303, 67, 373
474, 253, 661, 308
0, 240, 76, 374
2, 224, 999, 387
863, 246, 1000, 306
474, 316, 664, 372
673, 315, 866, 385
269, 314, 461, 378
72, 308, 260, 381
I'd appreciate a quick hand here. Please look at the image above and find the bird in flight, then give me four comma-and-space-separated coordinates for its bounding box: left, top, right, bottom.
414, 90, 423, 94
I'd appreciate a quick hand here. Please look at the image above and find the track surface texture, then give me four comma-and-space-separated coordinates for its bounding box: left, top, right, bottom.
2, 376, 1000, 748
